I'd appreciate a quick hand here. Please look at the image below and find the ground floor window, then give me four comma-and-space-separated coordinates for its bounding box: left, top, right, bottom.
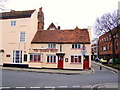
24, 54, 27, 61
13, 50, 22, 63
47, 55, 56, 63
71, 55, 81, 63
30, 54, 42, 62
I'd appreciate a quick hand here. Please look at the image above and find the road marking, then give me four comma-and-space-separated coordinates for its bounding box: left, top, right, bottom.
58, 86, 68, 88
81, 85, 92, 88
30, 87, 40, 88
0, 87, 10, 89
73, 86, 80, 88
16, 87, 26, 88
45, 86, 55, 88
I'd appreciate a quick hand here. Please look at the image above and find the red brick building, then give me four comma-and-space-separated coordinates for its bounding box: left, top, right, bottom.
98, 28, 120, 62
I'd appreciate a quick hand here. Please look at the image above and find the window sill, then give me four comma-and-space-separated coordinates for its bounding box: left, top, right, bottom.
47, 48, 57, 49
29, 61, 43, 63
71, 48, 81, 50
70, 63, 82, 64
46, 63, 57, 64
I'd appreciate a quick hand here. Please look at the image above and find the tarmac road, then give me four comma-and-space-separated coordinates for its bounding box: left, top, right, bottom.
1, 62, 119, 89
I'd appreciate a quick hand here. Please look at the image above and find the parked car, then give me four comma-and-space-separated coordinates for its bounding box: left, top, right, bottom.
108, 58, 119, 64
94, 58, 100, 62
100, 58, 108, 64
108, 58, 113, 64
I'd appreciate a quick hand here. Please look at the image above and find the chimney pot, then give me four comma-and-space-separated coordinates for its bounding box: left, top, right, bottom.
39, 7, 42, 12
11, 10, 15, 12
58, 26, 60, 30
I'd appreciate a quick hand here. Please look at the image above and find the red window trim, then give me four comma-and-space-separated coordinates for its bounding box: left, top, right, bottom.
29, 61, 43, 63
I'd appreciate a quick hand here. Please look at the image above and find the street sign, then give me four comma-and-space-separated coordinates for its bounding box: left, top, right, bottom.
81, 44, 87, 55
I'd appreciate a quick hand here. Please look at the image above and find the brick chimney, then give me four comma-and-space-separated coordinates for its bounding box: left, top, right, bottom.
38, 7, 44, 30
11, 10, 15, 12
39, 7, 42, 12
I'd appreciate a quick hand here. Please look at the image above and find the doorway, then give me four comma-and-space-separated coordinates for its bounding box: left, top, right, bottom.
83, 55, 89, 69
58, 56, 64, 69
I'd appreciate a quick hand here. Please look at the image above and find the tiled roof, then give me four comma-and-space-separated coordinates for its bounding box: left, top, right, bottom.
32, 27, 90, 44
0, 10, 35, 19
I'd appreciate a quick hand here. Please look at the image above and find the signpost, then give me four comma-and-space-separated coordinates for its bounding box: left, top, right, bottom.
81, 44, 87, 56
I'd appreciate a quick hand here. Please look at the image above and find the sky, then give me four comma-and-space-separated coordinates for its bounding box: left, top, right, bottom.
1, 0, 120, 38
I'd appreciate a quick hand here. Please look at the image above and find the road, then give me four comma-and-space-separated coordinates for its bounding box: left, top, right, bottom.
1, 63, 119, 88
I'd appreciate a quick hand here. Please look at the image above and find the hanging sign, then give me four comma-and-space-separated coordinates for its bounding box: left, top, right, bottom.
81, 44, 87, 56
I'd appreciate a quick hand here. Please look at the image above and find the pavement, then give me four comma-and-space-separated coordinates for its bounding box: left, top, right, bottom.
92, 83, 119, 89
92, 61, 119, 73
0, 66, 93, 75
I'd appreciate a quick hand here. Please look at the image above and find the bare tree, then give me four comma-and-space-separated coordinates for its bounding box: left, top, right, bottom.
95, 10, 120, 64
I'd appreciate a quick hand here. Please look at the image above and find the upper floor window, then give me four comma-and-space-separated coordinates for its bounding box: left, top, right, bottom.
116, 42, 118, 49
103, 46, 106, 51
11, 21, 16, 26
116, 33, 118, 38
48, 44, 56, 48
72, 44, 80, 49
19, 32, 26, 43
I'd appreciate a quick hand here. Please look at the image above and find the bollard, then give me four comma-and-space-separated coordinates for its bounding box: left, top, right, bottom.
100, 66, 102, 70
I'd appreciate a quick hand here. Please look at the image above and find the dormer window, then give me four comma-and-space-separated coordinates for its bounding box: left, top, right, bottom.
49, 27, 55, 30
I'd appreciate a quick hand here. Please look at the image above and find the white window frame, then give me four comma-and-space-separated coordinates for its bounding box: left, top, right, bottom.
19, 32, 26, 43
11, 21, 16, 26
47, 55, 57, 63
49, 27, 55, 30
48, 44, 56, 48
72, 44, 80, 49
103, 46, 106, 51
71, 55, 81, 63
13, 50, 22, 63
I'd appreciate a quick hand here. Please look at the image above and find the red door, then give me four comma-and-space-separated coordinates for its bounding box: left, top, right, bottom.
83, 56, 89, 69
58, 56, 63, 69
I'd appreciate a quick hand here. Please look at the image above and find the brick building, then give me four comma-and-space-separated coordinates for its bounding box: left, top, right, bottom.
98, 28, 120, 62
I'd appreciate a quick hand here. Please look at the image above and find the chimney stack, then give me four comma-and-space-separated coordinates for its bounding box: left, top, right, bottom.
58, 26, 60, 30
11, 10, 15, 12
38, 7, 44, 30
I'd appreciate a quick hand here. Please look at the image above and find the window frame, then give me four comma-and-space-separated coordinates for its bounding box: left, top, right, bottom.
24, 54, 27, 61
72, 44, 81, 49
19, 32, 26, 43
48, 43, 56, 49
49, 27, 55, 30
13, 50, 22, 63
29, 54, 42, 62
47, 55, 57, 63
11, 21, 16, 26
71, 55, 81, 63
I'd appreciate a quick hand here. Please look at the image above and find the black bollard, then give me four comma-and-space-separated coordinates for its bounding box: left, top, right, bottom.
100, 66, 102, 70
